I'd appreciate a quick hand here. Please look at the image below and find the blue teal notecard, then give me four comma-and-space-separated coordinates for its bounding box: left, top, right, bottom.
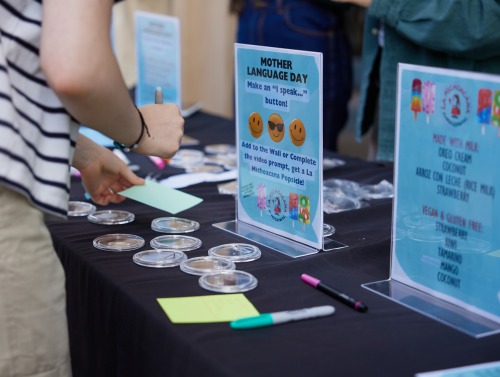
119, 179, 202, 215
234, 44, 323, 249
134, 11, 181, 107
393, 63, 500, 323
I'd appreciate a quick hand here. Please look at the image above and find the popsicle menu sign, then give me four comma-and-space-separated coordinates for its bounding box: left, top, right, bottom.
234, 44, 323, 250
393, 64, 500, 323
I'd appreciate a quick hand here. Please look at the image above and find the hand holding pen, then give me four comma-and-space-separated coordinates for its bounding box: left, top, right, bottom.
152, 86, 177, 166
132, 86, 184, 159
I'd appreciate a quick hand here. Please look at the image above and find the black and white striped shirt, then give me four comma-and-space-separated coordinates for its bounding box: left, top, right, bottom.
0, 0, 79, 218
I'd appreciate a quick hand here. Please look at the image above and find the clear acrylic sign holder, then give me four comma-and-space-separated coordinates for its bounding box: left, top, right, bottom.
217, 44, 348, 258
363, 279, 500, 338
213, 219, 347, 259
363, 64, 500, 338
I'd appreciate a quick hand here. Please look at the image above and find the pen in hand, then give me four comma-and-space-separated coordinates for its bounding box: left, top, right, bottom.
301, 274, 368, 313
155, 86, 163, 104
152, 86, 171, 166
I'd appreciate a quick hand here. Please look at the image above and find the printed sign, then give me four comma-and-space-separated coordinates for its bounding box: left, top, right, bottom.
393, 64, 500, 323
135, 11, 181, 107
234, 44, 323, 249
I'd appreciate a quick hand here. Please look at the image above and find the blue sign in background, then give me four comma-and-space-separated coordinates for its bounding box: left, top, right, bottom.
135, 12, 180, 107
235, 44, 323, 249
393, 64, 500, 322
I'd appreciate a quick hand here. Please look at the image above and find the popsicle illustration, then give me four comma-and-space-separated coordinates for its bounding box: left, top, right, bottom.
257, 183, 266, 216
492, 90, 500, 137
422, 80, 435, 124
477, 88, 492, 135
289, 192, 298, 228
298, 195, 310, 231
410, 78, 422, 120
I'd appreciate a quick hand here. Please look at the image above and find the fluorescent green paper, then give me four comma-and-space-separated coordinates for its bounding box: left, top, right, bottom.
157, 294, 259, 323
119, 179, 202, 214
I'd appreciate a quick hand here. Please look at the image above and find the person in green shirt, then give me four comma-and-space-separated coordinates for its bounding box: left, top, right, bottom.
334, 0, 500, 161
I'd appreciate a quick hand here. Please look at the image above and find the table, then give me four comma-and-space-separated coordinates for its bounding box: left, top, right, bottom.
47, 112, 500, 377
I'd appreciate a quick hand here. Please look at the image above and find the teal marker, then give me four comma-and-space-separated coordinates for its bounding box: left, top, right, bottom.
230, 305, 335, 330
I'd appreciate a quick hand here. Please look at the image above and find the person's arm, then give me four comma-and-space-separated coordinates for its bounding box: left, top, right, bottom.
73, 134, 144, 206
40, 0, 184, 159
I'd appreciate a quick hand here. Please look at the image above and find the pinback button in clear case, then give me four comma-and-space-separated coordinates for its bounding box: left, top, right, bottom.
359, 180, 394, 200
151, 217, 200, 234
150, 235, 202, 251
179, 256, 236, 276
168, 149, 205, 168
222, 157, 237, 171
199, 270, 258, 293
93, 233, 144, 251
323, 189, 361, 213
323, 223, 336, 238
68, 201, 96, 217
208, 243, 261, 262
87, 210, 135, 225
204, 144, 235, 155
323, 157, 345, 169
133, 249, 187, 268
185, 164, 224, 173
323, 178, 361, 198
204, 154, 227, 166
217, 180, 237, 195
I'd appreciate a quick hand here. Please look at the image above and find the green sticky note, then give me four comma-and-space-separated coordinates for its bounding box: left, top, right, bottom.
157, 294, 259, 323
119, 179, 202, 214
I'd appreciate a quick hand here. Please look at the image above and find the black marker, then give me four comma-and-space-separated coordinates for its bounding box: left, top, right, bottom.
301, 273, 368, 313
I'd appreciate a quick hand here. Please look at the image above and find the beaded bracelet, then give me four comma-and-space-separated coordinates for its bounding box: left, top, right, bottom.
113, 106, 151, 152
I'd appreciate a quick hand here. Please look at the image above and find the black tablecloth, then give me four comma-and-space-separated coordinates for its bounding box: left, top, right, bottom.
47, 112, 500, 377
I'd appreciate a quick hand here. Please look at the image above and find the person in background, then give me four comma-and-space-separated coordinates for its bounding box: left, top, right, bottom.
332, 0, 500, 161
230, 0, 353, 152
0, 0, 184, 376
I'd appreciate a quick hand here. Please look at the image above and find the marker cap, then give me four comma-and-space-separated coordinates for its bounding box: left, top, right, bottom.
301, 273, 320, 287
230, 313, 273, 329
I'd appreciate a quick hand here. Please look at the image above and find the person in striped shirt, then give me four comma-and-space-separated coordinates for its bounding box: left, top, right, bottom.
0, 1, 184, 375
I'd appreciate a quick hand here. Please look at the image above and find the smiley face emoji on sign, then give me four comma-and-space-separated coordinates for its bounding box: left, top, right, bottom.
267, 113, 285, 142
248, 112, 263, 138
289, 118, 306, 146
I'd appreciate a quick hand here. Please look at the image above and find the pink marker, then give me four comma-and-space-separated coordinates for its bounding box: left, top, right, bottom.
149, 156, 166, 169
301, 273, 368, 313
